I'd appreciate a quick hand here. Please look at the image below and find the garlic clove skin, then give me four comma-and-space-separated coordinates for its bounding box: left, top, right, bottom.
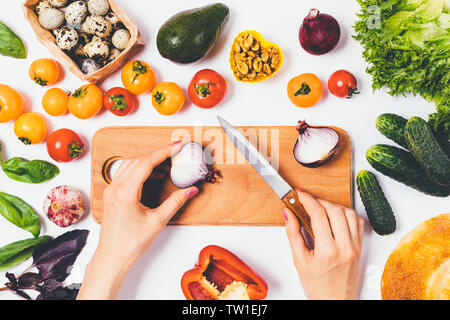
44, 185, 85, 227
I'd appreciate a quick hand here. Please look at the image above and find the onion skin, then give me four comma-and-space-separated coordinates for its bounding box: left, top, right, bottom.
293, 121, 340, 168
43, 185, 85, 227
299, 9, 341, 55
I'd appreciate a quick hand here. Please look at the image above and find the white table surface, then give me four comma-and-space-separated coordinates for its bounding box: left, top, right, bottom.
0, 0, 448, 300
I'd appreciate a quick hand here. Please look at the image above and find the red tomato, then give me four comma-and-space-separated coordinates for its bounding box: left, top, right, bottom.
328, 70, 359, 98
104, 87, 135, 116
46, 129, 84, 163
188, 69, 227, 109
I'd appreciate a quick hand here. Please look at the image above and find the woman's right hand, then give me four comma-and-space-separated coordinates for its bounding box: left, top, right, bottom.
283, 189, 365, 300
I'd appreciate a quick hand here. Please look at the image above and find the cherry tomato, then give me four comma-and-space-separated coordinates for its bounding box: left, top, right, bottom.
151, 82, 185, 116
287, 73, 322, 108
14, 112, 47, 145
68, 84, 103, 119
42, 88, 68, 116
0, 84, 24, 123
104, 87, 135, 116
188, 69, 227, 109
29, 59, 60, 87
47, 128, 84, 162
328, 70, 359, 98
121, 60, 156, 95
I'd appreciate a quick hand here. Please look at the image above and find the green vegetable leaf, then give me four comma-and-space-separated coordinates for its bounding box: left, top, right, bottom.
1, 157, 60, 184
0, 192, 41, 238
0, 236, 52, 272
0, 21, 26, 59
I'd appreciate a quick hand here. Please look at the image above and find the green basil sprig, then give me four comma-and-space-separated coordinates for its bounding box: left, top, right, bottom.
1, 157, 59, 184
0, 192, 41, 238
0, 236, 51, 272
0, 21, 26, 59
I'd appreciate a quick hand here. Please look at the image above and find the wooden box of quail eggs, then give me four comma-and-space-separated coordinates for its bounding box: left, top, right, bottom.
23, 0, 144, 84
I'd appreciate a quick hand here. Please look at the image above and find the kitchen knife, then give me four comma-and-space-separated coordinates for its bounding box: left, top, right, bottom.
217, 116, 313, 236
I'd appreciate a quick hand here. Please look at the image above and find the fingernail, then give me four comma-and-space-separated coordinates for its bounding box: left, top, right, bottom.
282, 208, 288, 221
171, 140, 182, 146
186, 188, 199, 199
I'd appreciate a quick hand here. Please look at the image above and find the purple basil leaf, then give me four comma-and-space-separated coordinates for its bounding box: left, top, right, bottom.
5, 272, 17, 289
37, 284, 80, 300
40, 278, 62, 293
11, 288, 32, 300
17, 272, 41, 288
32, 229, 89, 282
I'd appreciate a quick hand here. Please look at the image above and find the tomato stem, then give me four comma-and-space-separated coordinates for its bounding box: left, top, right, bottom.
346, 86, 360, 99
294, 82, 311, 96
72, 87, 87, 98
33, 75, 47, 87
194, 82, 216, 98
18, 137, 31, 145
69, 141, 84, 158
132, 61, 147, 83
108, 94, 128, 113
153, 91, 165, 105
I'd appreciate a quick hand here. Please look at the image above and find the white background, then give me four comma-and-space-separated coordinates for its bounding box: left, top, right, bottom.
0, 0, 448, 300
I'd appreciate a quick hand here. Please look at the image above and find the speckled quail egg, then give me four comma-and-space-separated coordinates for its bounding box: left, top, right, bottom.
39, 8, 65, 30
65, 1, 88, 28
83, 37, 109, 61
87, 0, 110, 16
48, 0, 68, 8
105, 11, 124, 30
107, 48, 121, 64
111, 29, 130, 50
55, 26, 79, 51
81, 15, 112, 38
79, 58, 102, 74
35, 1, 52, 16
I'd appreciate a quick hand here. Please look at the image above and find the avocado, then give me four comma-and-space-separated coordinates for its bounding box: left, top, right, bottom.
157, 3, 230, 64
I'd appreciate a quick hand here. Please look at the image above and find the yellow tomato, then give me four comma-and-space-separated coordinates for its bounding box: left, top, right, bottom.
287, 73, 322, 108
121, 60, 156, 95
68, 84, 103, 119
42, 88, 68, 116
151, 82, 185, 116
14, 112, 47, 145
29, 59, 60, 87
0, 84, 24, 123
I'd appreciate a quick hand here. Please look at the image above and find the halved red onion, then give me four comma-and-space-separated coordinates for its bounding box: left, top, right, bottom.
170, 142, 218, 188
293, 121, 340, 168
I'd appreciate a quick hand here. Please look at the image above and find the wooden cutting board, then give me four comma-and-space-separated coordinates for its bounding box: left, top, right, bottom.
90, 126, 353, 225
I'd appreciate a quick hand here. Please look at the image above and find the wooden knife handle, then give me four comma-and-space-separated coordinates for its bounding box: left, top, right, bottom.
282, 189, 313, 237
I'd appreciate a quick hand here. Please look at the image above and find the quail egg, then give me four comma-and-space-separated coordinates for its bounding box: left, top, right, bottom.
87, 0, 110, 16
48, 0, 68, 8
105, 11, 124, 30
39, 8, 65, 30
81, 15, 112, 38
65, 1, 88, 28
35, 1, 52, 16
55, 26, 79, 51
83, 37, 109, 61
107, 48, 121, 64
111, 29, 130, 50
79, 58, 102, 74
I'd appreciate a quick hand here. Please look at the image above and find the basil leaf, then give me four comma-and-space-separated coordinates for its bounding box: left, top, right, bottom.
0, 236, 51, 272
0, 21, 26, 59
33, 230, 89, 282
1, 157, 60, 184
0, 192, 41, 237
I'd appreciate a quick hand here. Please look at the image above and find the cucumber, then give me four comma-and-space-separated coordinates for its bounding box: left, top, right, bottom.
405, 116, 450, 186
357, 170, 395, 235
366, 144, 450, 197
375, 113, 408, 149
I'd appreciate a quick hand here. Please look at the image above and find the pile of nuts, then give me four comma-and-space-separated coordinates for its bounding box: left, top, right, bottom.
34, 0, 131, 74
231, 32, 282, 82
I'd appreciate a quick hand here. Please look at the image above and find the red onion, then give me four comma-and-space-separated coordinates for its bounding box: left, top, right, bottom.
293, 121, 340, 168
299, 9, 341, 55
170, 142, 218, 188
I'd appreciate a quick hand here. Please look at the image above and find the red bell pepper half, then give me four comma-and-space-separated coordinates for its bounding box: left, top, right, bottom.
181, 245, 268, 300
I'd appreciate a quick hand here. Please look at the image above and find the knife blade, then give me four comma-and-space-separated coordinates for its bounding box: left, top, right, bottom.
217, 116, 313, 236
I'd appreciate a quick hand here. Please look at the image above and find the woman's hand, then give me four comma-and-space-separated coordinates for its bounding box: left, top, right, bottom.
283, 189, 364, 300
78, 142, 198, 300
